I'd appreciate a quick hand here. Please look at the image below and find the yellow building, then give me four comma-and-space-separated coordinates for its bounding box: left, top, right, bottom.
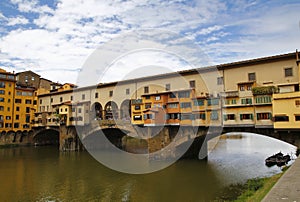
272, 92, 300, 129
0, 68, 16, 132
0, 68, 38, 133
14, 86, 36, 131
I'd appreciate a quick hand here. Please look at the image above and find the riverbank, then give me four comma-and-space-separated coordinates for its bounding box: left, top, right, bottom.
215, 166, 288, 201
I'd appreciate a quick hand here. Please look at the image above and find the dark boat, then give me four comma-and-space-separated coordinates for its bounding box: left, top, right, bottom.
276, 155, 291, 167
265, 152, 284, 167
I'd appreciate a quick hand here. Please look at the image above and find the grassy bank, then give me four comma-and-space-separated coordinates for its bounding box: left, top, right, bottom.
216, 166, 288, 201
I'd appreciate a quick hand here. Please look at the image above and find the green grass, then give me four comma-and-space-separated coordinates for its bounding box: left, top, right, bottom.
216, 167, 289, 202
234, 168, 288, 202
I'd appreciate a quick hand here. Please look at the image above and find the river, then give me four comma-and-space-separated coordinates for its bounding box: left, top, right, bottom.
0, 133, 296, 201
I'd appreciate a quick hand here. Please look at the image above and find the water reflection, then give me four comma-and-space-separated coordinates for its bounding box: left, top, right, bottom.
0, 133, 297, 201
208, 133, 297, 185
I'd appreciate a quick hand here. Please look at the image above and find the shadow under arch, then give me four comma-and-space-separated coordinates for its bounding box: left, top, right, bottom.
82, 128, 128, 151
33, 129, 59, 146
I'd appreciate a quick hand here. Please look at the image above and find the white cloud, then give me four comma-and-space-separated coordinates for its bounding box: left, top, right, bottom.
0, 0, 299, 85
7, 16, 29, 26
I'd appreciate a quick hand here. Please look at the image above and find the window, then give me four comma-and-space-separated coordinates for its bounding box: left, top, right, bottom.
5, 123, 12, 128
0, 106, 4, 111
241, 98, 252, 104
194, 112, 206, 120
134, 115, 142, 121
248, 72, 256, 81
26, 115, 30, 123
180, 102, 191, 108
0, 115, 3, 121
6, 116, 11, 120
217, 77, 223, 85
8, 99, 10, 103
178, 91, 190, 98
65, 108, 68, 112
210, 110, 219, 120
16, 106, 20, 111
0, 82, 5, 88
126, 89, 130, 95
181, 113, 193, 120
14, 123, 20, 128
15, 99, 21, 103
60, 97, 63, 102
207, 98, 219, 106
240, 114, 253, 120
257, 113, 272, 120
0, 90, 4, 94
40, 99, 42, 104
7, 107, 10, 111
189, 80, 195, 88
165, 84, 170, 91
274, 115, 289, 122
0, 98, 4, 102
70, 96, 73, 101
247, 85, 252, 91
285, 67, 293, 77
33, 100, 37, 105
223, 114, 235, 121
295, 100, 300, 107
26, 107, 30, 113
169, 93, 176, 98
145, 104, 151, 109
82, 94, 85, 100
256, 96, 272, 104
95, 92, 99, 98
155, 96, 161, 101
194, 99, 205, 106
15, 115, 19, 120
50, 98, 53, 103
168, 103, 178, 108
78, 108, 82, 113
109, 91, 113, 97
239, 85, 245, 91
225, 99, 237, 105
8, 91, 11, 95
144, 86, 149, 94
145, 95, 150, 99
134, 105, 141, 110
295, 115, 300, 121
31, 76, 35, 81
25, 99, 32, 104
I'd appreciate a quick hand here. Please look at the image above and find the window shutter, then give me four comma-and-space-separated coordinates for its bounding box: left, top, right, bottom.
240, 114, 243, 120
250, 114, 253, 120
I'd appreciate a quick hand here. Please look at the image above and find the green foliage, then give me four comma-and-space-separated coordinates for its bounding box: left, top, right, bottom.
252, 86, 279, 95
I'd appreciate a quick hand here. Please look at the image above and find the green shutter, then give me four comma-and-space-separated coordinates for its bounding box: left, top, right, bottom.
223, 115, 227, 121
250, 114, 253, 120
240, 114, 243, 120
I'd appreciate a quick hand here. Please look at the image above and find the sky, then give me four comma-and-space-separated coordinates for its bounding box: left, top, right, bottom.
0, 0, 300, 85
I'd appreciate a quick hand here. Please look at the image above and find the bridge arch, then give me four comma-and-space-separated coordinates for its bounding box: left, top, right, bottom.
33, 129, 59, 146
82, 128, 127, 150
120, 99, 131, 120
221, 127, 300, 147
91, 102, 103, 120
104, 101, 118, 120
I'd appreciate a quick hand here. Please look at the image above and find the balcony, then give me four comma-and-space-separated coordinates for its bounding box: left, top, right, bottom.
252, 86, 278, 95
131, 99, 143, 105
220, 91, 239, 98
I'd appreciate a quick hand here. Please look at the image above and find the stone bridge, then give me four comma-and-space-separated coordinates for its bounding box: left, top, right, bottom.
22, 123, 300, 160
